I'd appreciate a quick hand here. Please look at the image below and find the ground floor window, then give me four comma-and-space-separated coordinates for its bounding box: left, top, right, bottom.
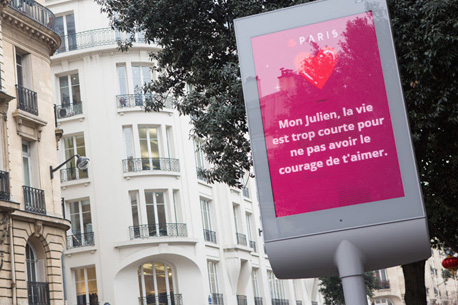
139, 261, 178, 305
74, 266, 98, 305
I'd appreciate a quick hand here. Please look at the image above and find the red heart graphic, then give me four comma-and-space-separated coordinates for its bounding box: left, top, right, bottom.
294, 47, 338, 89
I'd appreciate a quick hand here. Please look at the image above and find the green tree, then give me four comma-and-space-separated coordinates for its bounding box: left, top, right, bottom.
319, 272, 380, 305
96, 0, 458, 304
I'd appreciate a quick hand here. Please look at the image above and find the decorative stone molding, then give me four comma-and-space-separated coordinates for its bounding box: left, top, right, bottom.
12, 109, 47, 141
0, 212, 10, 271
1, 7, 61, 54
34, 220, 43, 237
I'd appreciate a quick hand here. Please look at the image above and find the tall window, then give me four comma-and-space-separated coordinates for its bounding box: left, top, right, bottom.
63, 135, 87, 180
375, 269, 389, 289
117, 65, 128, 95
55, 14, 76, 52
246, 213, 255, 251
132, 65, 152, 94
130, 191, 140, 227
234, 205, 246, 246
252, 269, 260, 297
201, 198, 215, 243
74, 267, 98, 305
16, 53, 24, 87
26, 243, 37, 282
268, 271, 286, 301
132, 65, 152, 106
22, 141, 32, 187
139, 126, 159, 170
59, 73, 81, 106
138, 262, 176, 305
68, 200, 93, 247
207, 261, 219, 294
145, 191, 166, 236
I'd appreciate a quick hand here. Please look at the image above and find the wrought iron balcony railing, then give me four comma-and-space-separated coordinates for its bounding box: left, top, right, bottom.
28, 281, 50, 305
60, 167, 88, 182
55, 28, 147, 54
55, 103, 83, 119
212, 293, 224, 305
236, 233, 247, 246
130, 223, 187, 239
116, 94, 173, 109
23, 186, 46, 215
0, 171, 10, 201
203, 229, 217, 243
16, 84, 38, 115
139, 294, 182, 305
67, 232, 95, 249
255, 297, 263, 305
249, 240, 257, 252
9, 0, 55, 31
237, 295, 247, 305
296, 301, 303, 305
272, 299, 289, 305
123, 157, 180, 173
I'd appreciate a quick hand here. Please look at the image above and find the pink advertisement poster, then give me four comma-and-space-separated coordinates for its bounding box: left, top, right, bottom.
251, 12, 405, 217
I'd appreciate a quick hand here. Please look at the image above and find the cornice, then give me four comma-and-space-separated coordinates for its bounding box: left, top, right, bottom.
1, 6, 61, 55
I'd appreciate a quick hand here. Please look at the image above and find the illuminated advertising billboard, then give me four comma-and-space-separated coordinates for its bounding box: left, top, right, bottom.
235, 0, 430, 279
251, 12, 404, 217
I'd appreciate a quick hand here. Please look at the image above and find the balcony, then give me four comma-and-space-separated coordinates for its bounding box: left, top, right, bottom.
55, 28, 147, 54
9, 0, 55, 31
67, 232, 94, 249
0, 171, 10, 201
116, 94, 173, 109
272, 299, 289, 305
212, 293, 224, 305
139, 294, 182, 305
237, 295, 247, 305
236, 233, 247, 246
60, 167, 88, 182
16, 85, 38, 115
55, 103, 83, 120
28, 281, 50, 305
130, 223, 187, 239
123, 158, 180, 173
23, 186, 46, 215
296, 301, 302, 305
249, 240, 257, 252
203, 229, 217, 243
255, 297, 263, 305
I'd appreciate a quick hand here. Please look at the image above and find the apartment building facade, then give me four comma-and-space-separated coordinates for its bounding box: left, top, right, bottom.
46, 0, 324, 305
0, 1, 69, 305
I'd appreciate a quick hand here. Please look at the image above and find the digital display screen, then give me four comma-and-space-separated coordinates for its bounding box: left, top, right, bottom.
251, 12, 405, 217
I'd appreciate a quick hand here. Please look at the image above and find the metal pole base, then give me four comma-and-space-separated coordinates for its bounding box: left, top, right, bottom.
335, 240, 368, 305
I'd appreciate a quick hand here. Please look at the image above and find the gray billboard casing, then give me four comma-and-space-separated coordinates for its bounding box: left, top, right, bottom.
234, 0, 431, 279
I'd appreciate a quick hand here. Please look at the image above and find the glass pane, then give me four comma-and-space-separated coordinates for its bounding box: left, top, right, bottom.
23, 156, 31, 187
142, 66, 152, 84
140, 140, 149, 159
86, 267, 96, 281
123, 127, 134, 159
143, 263, 155, 296
146, 205, 156, 227
167, 265, 173, 294
138, 127, 147, 139
132, 66, 142, 93
60, 76, 70, 106
54, 16, 64, 37
66, 14, 76, 50
71, 73, 81, 104
117, 66, 127, 95
155, 192, 164, 204
130, 191, 139, 226
157, 205, 166, 226
155, 263, 167, 304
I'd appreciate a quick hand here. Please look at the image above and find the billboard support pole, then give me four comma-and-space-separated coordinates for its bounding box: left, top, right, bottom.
335, 240, 367, 305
